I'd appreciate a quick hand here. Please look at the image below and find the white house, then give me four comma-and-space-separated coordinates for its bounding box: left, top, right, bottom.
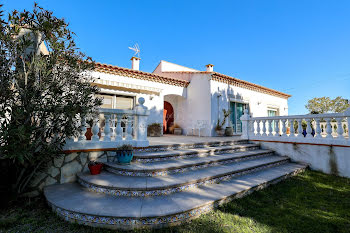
92, 57, 290, 137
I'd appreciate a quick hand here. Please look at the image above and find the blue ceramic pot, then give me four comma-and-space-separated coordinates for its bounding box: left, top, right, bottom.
116, 150, 133, 164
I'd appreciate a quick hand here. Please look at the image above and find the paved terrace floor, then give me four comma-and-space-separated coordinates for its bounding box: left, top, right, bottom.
148, 134, 242, 146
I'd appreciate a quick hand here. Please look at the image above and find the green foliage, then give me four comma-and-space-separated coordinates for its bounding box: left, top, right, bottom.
147, 123, 162, 135
216, 109, 231, 130
0, 4, 101, 195
305, 96, 350, 114
0, 170, 349, 232
116, 144, 133, 151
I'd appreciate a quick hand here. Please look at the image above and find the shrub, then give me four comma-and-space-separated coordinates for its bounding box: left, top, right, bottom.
0, 4, 101, 195
148, 123, 162, 136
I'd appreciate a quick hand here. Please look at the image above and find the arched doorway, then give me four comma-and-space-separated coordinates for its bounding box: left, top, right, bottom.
163, 101, 174, 134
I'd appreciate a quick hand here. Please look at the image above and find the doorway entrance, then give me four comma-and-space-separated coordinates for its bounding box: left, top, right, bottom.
163, 101, 174, 133
230, 102, 248, 134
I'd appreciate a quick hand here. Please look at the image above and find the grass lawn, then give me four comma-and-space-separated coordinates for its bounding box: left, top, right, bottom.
1, 169, 349, 233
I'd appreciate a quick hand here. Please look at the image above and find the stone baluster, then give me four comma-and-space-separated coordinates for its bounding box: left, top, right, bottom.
110, 114, 116, 139
274, 119, 280, 136
305, 118, 313, 138
262, 120, 267, 136
256, 120, 261, 136
115, 114, 123, 141
325, 118, 333, 139
281, 119, 287, 137
267, 119, 273, 137
125, 115, 133, 141
297, 119, 303, 137
91, 116, 100, 141
78, 116, 87, 141
104, 114, 111, 141
314, 118, 321, 138
249, 120, 255, 136
290, 119, 294, 136
336, 117, 344, 139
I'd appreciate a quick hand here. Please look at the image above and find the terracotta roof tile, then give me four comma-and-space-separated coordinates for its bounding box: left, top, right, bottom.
94, 63, 189, 87
211, 72, 291, 99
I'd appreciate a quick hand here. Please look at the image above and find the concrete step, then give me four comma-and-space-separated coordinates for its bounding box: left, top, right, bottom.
78, 155, 290, 197
136, 139, 250, 153
44, 162, 307, 230
104, 149, 275, 177
132, 144, 260, 162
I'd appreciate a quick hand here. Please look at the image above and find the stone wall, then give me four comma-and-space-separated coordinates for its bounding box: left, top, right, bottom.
29, 150, 114, 194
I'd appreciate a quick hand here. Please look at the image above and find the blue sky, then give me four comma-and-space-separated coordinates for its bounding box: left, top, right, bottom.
3, 0, 350, 115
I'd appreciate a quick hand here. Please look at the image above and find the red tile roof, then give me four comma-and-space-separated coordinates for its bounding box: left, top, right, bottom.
95, 63, 189, 87
211, 72, 291, 99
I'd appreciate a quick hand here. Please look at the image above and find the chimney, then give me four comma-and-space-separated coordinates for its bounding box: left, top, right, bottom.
131, 56, 141, 71
205, 64, 214, 72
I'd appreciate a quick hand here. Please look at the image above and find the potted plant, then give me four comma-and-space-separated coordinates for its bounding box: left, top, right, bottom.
170, 123, 182, 135
116, 144, 133, 164
88, 160, 103, 175
215, 124, 225, 136
147, 123, 162, 137
216, 109, 231, 136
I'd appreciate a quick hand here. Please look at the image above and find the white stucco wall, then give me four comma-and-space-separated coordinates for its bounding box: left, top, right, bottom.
257, 141, 350, 178
210, 80, 289, 136
92, 71, 186, 126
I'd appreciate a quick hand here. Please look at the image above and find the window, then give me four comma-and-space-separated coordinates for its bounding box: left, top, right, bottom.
96, 94, 135, 110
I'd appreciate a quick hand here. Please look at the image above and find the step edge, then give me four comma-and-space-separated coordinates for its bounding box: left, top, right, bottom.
77, 157, 291, 196
47, 164, 307, 230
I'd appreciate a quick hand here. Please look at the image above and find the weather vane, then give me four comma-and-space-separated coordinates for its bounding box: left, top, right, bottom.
128, 43, 140, 58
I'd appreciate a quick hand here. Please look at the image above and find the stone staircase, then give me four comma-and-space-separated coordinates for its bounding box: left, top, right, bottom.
44, 140, 307, 230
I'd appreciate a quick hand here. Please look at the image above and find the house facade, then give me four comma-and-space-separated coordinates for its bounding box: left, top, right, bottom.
91, 58, 290, 136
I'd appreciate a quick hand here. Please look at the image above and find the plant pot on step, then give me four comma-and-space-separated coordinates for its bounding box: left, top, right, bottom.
215, 129, 225, 136
88, 161, 103, 175
225, 127, 234, 136
116, 144, 134, 164
174, 128, 182, 135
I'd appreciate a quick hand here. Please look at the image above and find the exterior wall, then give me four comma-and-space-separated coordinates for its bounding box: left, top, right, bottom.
92, 71, 186, 126
210, 80, 289, 136
257, 141, 350, 178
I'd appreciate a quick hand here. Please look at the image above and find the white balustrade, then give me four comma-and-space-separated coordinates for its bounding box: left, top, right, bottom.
240, 107, 350, 145
64, 97, 150, 150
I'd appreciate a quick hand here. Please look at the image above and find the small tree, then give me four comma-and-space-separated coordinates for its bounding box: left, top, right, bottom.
0, 4, 101, 195
305, 96, 349, 114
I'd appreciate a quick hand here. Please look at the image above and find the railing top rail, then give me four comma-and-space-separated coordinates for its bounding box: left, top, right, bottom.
98, 108, 135, 115
250, 110, 350, 121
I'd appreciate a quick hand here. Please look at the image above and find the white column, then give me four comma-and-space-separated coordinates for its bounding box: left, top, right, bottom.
115, 114, 123, 141
78, 116, 87, 141
305, 118, 313, 138
135, 97, 150, 146
336, 117, 344, 139
297, 119, 303, 138
315, 118, 322, 138
256, 120, 261, 136
290, 119, 294, 136
240, 109, 250, 139
262, 120, 267, 137
274, 119, 280, 137
281, 119, 287, 137
91, 116, 100, 141
104, 114, 111, 141
125, 115, 133, 141
267, 119, 273, 137
325, 118, 333, 139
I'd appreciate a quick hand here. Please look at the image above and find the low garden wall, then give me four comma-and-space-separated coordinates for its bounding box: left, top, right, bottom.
29, 150, 113, 195
253, 141, 350, 178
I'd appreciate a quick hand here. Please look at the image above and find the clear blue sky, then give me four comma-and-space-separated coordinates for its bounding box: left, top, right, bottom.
3, 0, 350, 115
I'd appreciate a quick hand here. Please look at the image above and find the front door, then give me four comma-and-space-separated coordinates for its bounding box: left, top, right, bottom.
230, 102, 248, 134
163, 101, 174, 133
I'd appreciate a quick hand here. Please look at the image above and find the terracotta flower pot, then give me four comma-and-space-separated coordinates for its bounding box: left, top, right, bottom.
88, 163, 103, 175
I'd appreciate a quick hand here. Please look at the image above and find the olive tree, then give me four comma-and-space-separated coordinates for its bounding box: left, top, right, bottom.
0, 4, 101, 195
